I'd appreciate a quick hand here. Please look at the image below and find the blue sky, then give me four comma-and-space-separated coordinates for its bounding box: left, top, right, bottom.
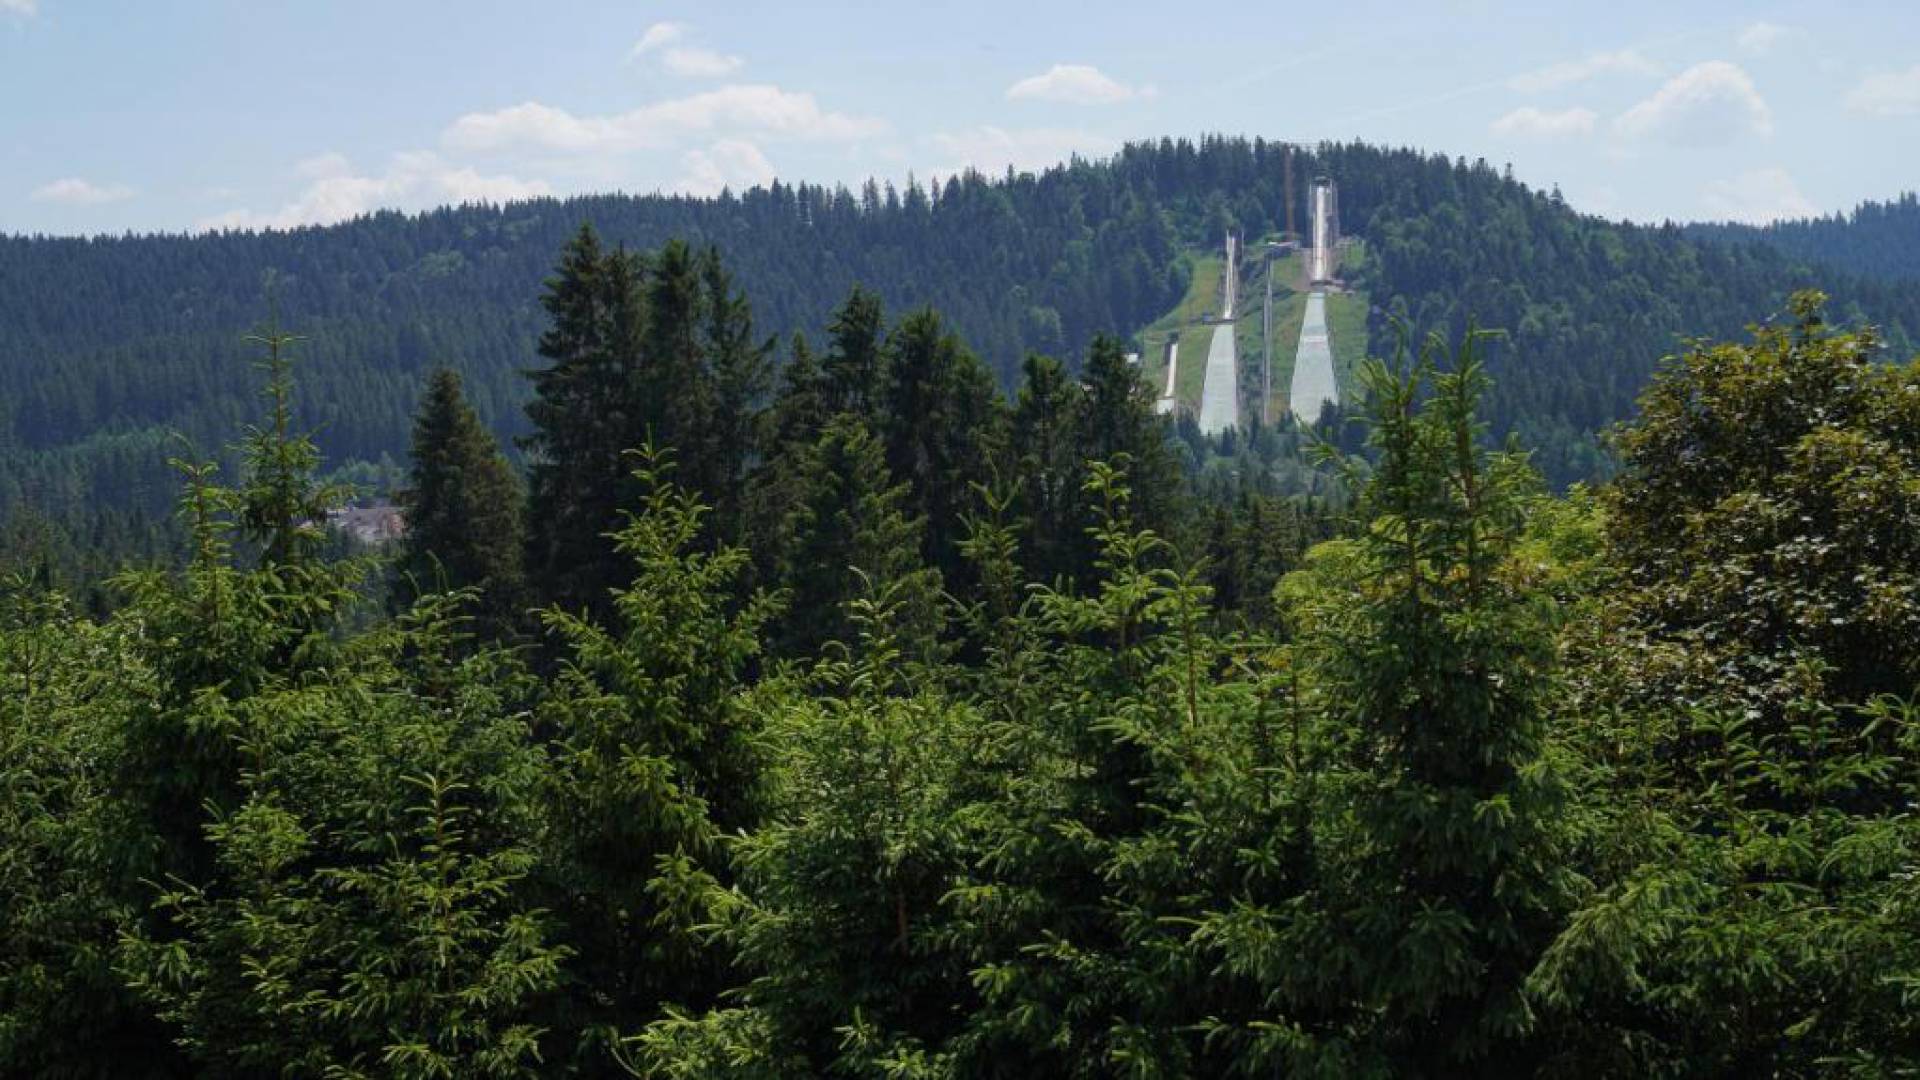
3, 0, 1916, 235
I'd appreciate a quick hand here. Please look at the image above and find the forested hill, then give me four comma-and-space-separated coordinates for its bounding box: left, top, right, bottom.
1687, 192, 1920, 284
5, 136, 1919, 529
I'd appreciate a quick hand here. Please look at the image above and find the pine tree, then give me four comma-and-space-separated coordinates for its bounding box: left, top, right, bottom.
877, 308, 1004, 590
113, 332, 363, 884
1288, 326, 1567, 1073
535, 448, 773, 1068
395, 367, 526, 640
1074, 333, 1183, 563
773, 415, 940, 661
235, 325, 341, 570
523, 232, 767, 619
1008, 352, 1083, 585
119, 601, 565, 1079
691, 247, 772, 545
823, 287, 886, 421
522, 225, 646, 622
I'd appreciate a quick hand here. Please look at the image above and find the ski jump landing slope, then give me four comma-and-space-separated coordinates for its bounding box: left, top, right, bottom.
1289, 290, 1338, 421
1196, 233, 1239, 435
1155, 342, 1179, 415
1196, 323, 1238, 434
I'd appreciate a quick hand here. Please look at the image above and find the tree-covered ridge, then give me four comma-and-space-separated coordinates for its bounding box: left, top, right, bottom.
7, 274, 1920, 1075
7, 206, 1920, 1075
1688, 191, 1920, 284
0, 158, 1183, 529
9, 136, 1920, 543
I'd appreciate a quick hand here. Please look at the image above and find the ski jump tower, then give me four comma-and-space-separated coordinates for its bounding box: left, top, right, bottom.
1308, 176, 1339, 285
1222, 230, 1238, 318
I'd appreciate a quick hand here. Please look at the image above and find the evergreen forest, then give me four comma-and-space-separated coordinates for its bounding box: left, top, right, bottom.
9, 137, 1920, 587
5, 186, 1920, 1076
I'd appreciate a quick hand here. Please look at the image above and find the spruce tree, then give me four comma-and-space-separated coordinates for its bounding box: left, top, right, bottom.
119, 600, 564, 1079
691, 246, 772, 544
773, 415, 940, 661
395, 367, 526, 640
1291, 327, 1568, 1073
1008, 352, 1083, 585
535, 448, 772, 1067
877, 308, 1004, 590
1074, 333, 1183, 561
522, 225, 646, 621
822, 286, 886, 420
524, 232, 767, 619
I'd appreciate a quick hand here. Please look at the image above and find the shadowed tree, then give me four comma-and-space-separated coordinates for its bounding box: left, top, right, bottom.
395, 367, 526, 641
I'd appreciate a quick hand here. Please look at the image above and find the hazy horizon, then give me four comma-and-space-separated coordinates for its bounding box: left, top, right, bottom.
4, 0, 1917, 236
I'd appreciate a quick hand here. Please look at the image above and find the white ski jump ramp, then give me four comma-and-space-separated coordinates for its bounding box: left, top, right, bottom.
1289, 290, 1338, 421
1196, 322, 1238, 434
1155, 342, 1179, 415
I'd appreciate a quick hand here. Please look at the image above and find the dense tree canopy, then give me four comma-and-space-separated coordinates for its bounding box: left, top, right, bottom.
5, 211, 1920, 1078
10, 136, 1920, 566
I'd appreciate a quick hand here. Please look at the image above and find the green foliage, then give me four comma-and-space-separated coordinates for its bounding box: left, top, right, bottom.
1279, 327, 1569, 1073
878, 308, 1007, 589
637, 591, 982, 1078
534, 447, 772, 1062
0, 579, 176, 1078
772, 415, 943, 662
1533, 292, 1920, 1074
1688, 192, 1920, 283
119, 602, 564, 1079
12, 236, 1920, 1080
395, 367, 526, 641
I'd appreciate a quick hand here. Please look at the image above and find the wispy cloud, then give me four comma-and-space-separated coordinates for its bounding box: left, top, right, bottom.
920, 126, 1118, 177
660, 46, 744, 78
1490, 106, 1598, 138
1703, 166, 1816, 224
1508, 50, 1654, 93
445, 86, 884, 154
1845, 66, 1920, 116
0, 0, 36, 16
31, 177, 134, 205
1614, 61, 1771, 144
630, 21, 683, 58
1736, 21, 1795, 58
197, 151, 550, 231
1006, 64, 1154, 106
630, 22, 743, 78
674, 139, 776, 196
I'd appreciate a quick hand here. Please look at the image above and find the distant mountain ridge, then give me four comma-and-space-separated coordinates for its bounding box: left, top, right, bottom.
1687, 193, 1920, 284
4, 137, 1917, 539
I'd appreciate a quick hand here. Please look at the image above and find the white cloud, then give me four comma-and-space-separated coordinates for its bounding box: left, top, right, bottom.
1704, 166, 1816, 224
629, 22, 745, 78
921, 126, 1118, 177
1490, 106, 1598, 138
445, 86, 884, 154
674, 139, 776, 196
293, 151, 353, 180
1845, 66, 1920, 116
1508, 50, 1653, 93
1006, 64, 1154, 106
661, 46, 744, 78
1736, 21, 1794, 57
630, 21, 683, 57
30, 177, 134, 205
196, 151, 551, 232
1, 0, 36, 15
1613, 61, 1772, 144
